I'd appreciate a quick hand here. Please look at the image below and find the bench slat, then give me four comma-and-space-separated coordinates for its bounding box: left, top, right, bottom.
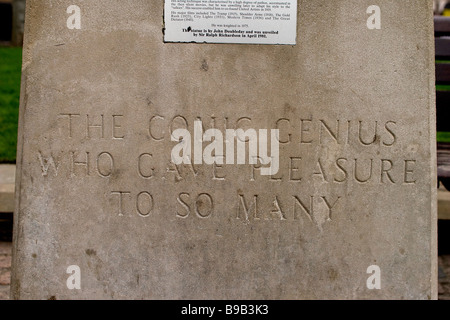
436, 91, 450, 132
436, 63, 450, 83
435, 38, 450, 58
435, 16, 450, 34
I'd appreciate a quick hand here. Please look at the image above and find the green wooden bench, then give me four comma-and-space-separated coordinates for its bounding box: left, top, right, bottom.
435, 16, 450, 189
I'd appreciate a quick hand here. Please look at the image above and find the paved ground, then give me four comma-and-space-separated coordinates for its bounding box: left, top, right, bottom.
0, 240, 449, 300
0, 242, 11, 300
439, 255, 450, 300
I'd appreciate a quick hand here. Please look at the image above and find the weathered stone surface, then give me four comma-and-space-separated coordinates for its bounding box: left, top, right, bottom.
12, 1, 437, 299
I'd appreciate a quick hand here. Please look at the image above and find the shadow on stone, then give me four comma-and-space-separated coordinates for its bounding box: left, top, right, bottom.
0, 213, 12, 242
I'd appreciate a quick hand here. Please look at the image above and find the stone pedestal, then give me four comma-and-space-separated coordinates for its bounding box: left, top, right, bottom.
11, 1, 437, 299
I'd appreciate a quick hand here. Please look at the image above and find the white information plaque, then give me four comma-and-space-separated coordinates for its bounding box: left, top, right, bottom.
164, 0, 298, 45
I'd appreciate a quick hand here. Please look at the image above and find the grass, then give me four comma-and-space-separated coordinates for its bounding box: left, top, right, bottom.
438, 132, 450, 143
0, 47, 21, 163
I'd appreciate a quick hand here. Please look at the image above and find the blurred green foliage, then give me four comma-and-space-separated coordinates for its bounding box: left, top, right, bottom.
0, 47, 21, 162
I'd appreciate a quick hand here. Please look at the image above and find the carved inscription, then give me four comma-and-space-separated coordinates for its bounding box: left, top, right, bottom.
237, 194, 341, 227
34, 112, 420, 227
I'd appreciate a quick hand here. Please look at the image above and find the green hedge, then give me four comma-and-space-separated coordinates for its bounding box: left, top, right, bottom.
0, 47, 22, 163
